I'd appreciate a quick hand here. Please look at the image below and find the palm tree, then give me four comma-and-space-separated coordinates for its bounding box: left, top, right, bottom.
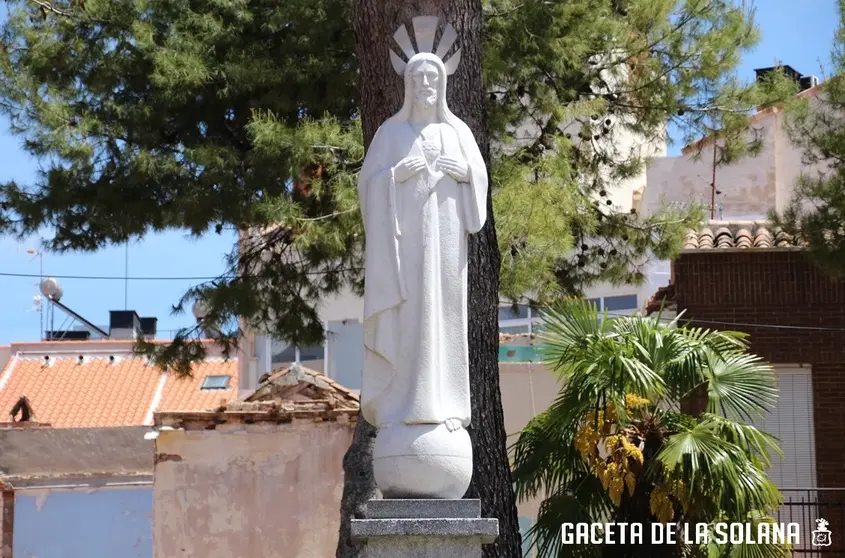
512, 299, 790, 558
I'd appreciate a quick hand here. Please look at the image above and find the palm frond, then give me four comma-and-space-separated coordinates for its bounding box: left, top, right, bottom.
657, 416, 782, 516
516, 298, 785, 558
528, 478, 610, 558
701, 513, 793, 558
703, 352, 778, 421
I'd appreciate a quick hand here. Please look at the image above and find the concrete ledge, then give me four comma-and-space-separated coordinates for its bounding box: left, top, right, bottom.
365, 499, 480, 519
351, 518, 498, 543
352, 499, 499, 557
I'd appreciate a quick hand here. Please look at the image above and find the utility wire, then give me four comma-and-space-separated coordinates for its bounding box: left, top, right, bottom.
4, 270, 845, 333
601, 310, 845, 333
0, 271, 226, 281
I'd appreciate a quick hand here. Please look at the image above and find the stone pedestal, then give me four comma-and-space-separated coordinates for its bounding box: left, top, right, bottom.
351, 499, 499, 558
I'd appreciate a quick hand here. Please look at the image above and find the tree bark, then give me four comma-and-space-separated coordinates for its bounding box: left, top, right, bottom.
336, 1, 521, 557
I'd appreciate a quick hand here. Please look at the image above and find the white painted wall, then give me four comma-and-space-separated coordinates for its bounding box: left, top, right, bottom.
638, 91, 829, 308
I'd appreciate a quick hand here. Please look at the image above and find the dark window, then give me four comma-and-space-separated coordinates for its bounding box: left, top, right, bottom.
299, 345, 325, 361
271, 341, 324, 363
498, 304, 529, 320
604, 294, 638, 312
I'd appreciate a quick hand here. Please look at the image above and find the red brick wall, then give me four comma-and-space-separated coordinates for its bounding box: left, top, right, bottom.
0, 489, 12, 558
674, 250, 845, 488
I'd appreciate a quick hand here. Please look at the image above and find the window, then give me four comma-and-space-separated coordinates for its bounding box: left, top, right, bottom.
498, 304, 547, 335
201, 375, 231, 390
498, 304, 529, 321
604, 294, 638, 313
739, 366, 816, 551
498, 296, 637, 335
326, 319, 364, 391
745, 366, 817, 489
299, 345, 325, 361
271, 341, 325, 364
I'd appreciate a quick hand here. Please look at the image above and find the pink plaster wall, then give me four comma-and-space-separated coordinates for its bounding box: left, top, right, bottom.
153, 420, 354, 558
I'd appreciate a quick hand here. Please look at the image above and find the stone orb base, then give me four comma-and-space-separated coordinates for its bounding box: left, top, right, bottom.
372, 423, 473, 499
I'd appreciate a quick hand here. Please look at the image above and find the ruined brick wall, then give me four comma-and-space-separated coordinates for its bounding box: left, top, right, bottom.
674, 250, 845, 489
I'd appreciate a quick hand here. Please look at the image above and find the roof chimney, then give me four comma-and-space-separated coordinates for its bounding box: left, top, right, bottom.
799, 75, 820, 92
109, 310, 141, 340
140, 317, 158, 340
755, 64, 819, 92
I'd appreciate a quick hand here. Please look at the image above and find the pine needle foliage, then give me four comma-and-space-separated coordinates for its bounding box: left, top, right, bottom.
772, 0, 845, 277
0, 0, 789, 371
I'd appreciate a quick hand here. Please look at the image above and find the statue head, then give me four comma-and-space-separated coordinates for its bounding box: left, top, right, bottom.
388, 18, 462, 125
402, 53, 449, 122
410, 59, 439, 108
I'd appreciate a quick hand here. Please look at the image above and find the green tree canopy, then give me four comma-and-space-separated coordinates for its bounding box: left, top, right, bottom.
0, 1, 795, 556
0, 0, 790, 369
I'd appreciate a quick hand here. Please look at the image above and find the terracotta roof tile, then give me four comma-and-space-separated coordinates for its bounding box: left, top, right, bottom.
0, 356, 161, 428
681, 221, 805, 251
0, 345, 238, 428
157, 360, 238, 413
244, 363, 359, 410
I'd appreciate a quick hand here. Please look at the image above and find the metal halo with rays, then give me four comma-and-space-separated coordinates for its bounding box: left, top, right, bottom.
389, 16, 461, 76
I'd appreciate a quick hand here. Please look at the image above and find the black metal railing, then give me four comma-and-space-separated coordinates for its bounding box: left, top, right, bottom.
777, 489, 845, 555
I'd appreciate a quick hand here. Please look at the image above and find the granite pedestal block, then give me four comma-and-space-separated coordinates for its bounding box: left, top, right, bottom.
351, 499, 499, 557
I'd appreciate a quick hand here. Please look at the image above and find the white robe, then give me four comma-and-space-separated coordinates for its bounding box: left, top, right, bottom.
358, 117, 487, 428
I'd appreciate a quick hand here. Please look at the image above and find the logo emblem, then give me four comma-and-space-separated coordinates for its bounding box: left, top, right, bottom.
812, 518, 832, 547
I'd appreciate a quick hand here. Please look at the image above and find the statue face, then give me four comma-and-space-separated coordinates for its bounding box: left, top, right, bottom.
411, 61, 439, 107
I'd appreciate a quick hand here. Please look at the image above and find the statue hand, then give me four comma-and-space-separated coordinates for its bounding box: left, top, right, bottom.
439, 157, 470, 182
393, 156, 426, 183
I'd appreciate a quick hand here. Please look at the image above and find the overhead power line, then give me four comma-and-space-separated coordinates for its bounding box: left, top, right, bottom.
3, 270, 844, 333
0, 271, 225, 281
602, 311, 845, 333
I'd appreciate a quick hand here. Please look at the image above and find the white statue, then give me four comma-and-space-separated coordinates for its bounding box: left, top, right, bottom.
358, 17, 488, 499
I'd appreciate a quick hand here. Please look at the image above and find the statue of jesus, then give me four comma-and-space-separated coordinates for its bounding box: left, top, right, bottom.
358, 44, 487, 437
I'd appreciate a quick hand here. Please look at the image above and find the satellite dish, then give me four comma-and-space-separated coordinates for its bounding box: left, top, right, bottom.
192, 300, 209, 320
39, 277, 63, 301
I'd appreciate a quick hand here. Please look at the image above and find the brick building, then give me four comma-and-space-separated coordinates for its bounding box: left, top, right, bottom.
649, 221, 845, 553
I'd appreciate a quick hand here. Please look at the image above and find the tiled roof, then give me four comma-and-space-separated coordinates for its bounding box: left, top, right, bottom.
681, 222, 805, 251
0, 342, 238, 428
245, 363, 359, 409
158, 360, 238, 414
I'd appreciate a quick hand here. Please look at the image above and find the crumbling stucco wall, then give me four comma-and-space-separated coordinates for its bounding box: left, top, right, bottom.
153, 420, 354, 558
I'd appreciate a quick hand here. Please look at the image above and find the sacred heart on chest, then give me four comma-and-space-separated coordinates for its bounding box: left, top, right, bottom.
421, 140, 440, 168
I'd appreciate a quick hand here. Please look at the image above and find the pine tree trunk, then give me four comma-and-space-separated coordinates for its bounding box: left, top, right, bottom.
336, 1, 522, 557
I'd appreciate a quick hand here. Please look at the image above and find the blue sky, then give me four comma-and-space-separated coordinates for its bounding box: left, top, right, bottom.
0, 1, 840, 344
